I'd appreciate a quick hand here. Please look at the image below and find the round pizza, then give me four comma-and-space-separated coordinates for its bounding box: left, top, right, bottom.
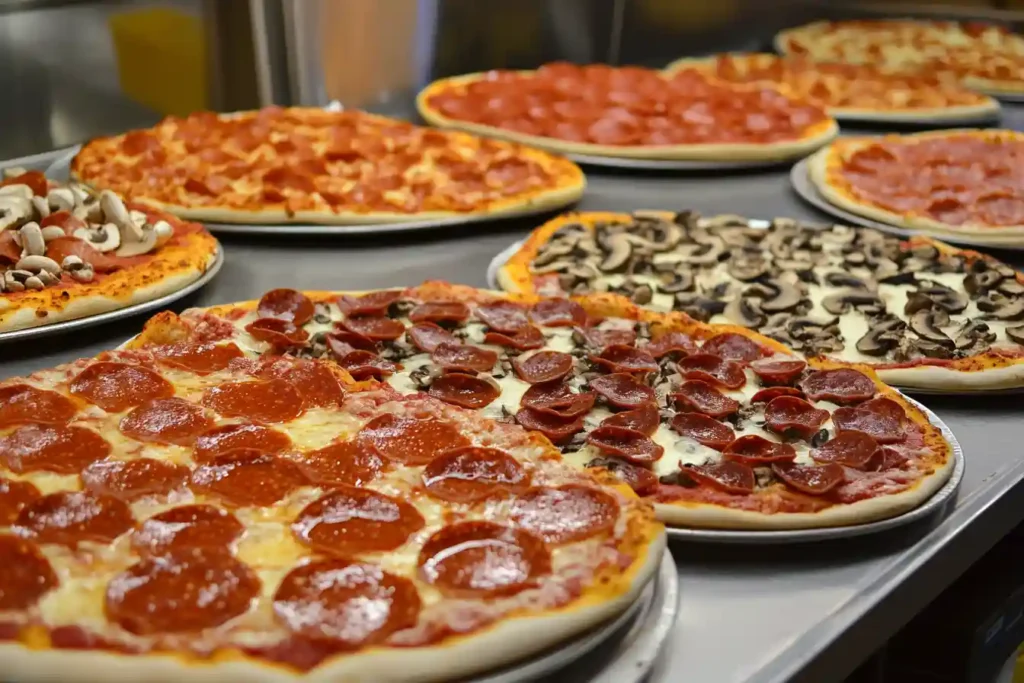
808, 130, 1024, 243
69, 107, 586, 226
416, 63, 839, 161
145, 282, 956, 530
0, 168, 219, 334
0, 336, 663, 680
496, 210, 1024, 392
667, 53, 999, 122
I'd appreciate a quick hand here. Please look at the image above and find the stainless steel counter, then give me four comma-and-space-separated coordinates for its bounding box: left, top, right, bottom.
5, 108, 1024, 682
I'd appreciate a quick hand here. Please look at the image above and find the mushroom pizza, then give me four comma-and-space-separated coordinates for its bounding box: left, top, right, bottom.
497, 211, 1024, 392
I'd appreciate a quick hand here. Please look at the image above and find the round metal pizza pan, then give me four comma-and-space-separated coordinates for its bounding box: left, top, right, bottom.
986, 91, 1024, 104
789, 157, 1024, 251
0, 248, 223, 344
666, 395, 965, 544
564, 152, 796, 171
486, 239, 525, 290
831, 108, 1001, 128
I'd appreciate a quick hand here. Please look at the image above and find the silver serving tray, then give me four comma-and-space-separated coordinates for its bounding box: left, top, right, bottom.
564, 152, 796, 171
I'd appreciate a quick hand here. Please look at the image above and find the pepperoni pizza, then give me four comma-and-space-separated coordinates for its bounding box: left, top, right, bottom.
69, 107, 586, 226
143, 283, 956, 530
416, 63, 839, 161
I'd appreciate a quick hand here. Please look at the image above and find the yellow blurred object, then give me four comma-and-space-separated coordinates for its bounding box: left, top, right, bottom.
109, 8, 207, 117
638, 0, 739, 30
1014, 644, 1024, 682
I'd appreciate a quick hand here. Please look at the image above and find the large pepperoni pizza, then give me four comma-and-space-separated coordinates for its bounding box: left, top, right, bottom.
69, 107, 586, 226
142, 283, 957, 530
416, 63, 839, 161
0, 345, 663, 679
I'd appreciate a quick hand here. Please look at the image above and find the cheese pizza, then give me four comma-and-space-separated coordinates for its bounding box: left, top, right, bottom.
146, 283, 956, 530
416, 63, 839, 161
497, 211, 1024, 392
0, 337, 662, 680
0, 168, 219, 334
69, 107, 585, 226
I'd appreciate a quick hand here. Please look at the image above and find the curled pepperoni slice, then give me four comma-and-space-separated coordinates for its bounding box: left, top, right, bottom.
644, 331, 697, 359
810, 431, 879, 469
868, 446, 909, 472
586, 426, 664, 465
514, 408, 585, 443
293, 487, 425, 556
0, 384, 76, 427
670, 413, 736, 451
678, 354, 746, 390
513, 350, 574, 384
799, 369, 876, 404
245, 318, 310, 348
600, 402, 659, 436
589, 457, 659, 496
293, 440, 388, 488
671, 380, 740, 418
192, 423, 292, 462
431, 342, 498, 373
409, 301, 470, 324
202, 379, 304, 423
273, 560, 421, 647
529, 299, 587, 327
684, 461, 756, 494
337, 290, 402, 316
257, 288, 315, 325
475, 301, 529, 332
418, 521, 550, 597
120, 397, 213, 446
483, 325, 546, 351
0, 535, 58, 610
590, 344, 658, 374
723, 435, 796, 466
576, 326, 637, 350
339, 316, 406, 342
750, 387, 804, 403
16, 491, 133, 547
0, 476, 40, 525
69, 362, 173, 413
422, 447, 530, 503
508, 485, 619, 544
106, 549, 260, 634
589, 373, 656, 408
357, 414, 469, 466
771, 462, 845, 496
132, 505, 243, 556
700, 333, 768, 363
763, 396, 830, 440
257, 357, 345, 409
155, 342, 244, 374
332, 351, 399, 381
520, 382, 596, 418
832, 407, 904, 444
191, 450, 308, 507
428, 374, 500, 410
750, 358, 807, 386
407, 322, 455, 352
81, 459, 188, 502
326, 330, 379, 354
1, 423, 110, 474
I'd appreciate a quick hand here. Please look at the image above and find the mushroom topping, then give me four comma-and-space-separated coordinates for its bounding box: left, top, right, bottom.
821, 290, 883, 316
15, 255, 61, 275
685, 238, 726, 266
787, 317, 839, 341
727, 259, 769, 282
73, 223, 121, 253
878, 271, 917, 286
611, 281, 653, 306
904, 282, 969, 315
988, 297, 1024, 322
855, 317, 905, 356
31, 196, 49, 219
964, 269, 1003, 296
907, 339, 954, 360
0, 194, 32, 230
724, 297, 765, 328
0, 184, 31, 199
17, 222, 46, 257
99, 190, 145, 243
115, 229, 161, 258
46, 188, 76, 212
759, 279, 804, 313
1006, 325, 1024, 345
532, 239, 576, 268
824, 272, 873, 290
657, 270, 694, 294
597, 233, 635, 273
954, 319, 996, 352
998, 279, 1024, 297
673, 293, 726, 322
643, 220, 684, 252
699, 214, 749, 229
908, 309, 953, 346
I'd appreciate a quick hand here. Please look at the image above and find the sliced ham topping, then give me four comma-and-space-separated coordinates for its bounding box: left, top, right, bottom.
831, 406, 905, 444
520, 382, 596, 418
600, 403, 659, 437
585, 426, 664, 465
589, 345, 658, 375
677, 354, 746, 390
337, 291, 402, 316
514, 408, 584, 444
513, 351, 574, 384
474, 301, 529, 332
670, 380, 739, 419
643, 331, 697, 359
772, 462, 845, 495
428, 374, 500, 410
810, 431, 879, 469
589, 373, 656, 408
406, 322, 456, 352
723, 434, 797, 466
529, 299, 587, 327
799, 369, 876, 404
588, 457, 659, 496
700, 333, 768, 363
669, 413, 735, 451
750, 387, 805, 403
684, 461, 755, 494
575, 327, 637, 350
338, 316, 406, 342
750, 358, 807, 386
409, 301, 470, 324
431, 342, 498, 374
763, 396, 830, 440
483, 325, 546, 350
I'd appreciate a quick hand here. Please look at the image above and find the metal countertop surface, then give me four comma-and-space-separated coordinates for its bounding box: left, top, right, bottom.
4, 108, 1024, 683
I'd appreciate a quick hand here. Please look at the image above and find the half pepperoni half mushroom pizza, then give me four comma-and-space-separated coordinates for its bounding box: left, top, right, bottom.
140, 282, 957, 530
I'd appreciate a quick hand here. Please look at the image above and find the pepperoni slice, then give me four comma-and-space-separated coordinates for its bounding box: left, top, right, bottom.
750, 358, 807, 386
293, 439, 388, 488
155, 342, 244, 374
45, 236, 120, 273
0, 384, 76, 427
15, 491, 133, 547
475, 301, 529, 332
191, 450, 308, 507
0, 535, 58, 610
357, 414, 469, 466
678, 354, 747, 390
202, 379, 304, 423
723, 435, 797, 466
529, 299, 587, 327
600, 402, 659, 436
326, 330, 379, 354
0, 476, 40, 525
69, 362, 173, 413
428, 374, 500, 410
419, 521, 550, 597
81, 459, 189, 502
586, 426, 664, 465
589, 344, 658, 375
508, 485, 619, 544
832, 407, 905, 444
868, 446, 909, 472
245, 318, 310, 348
332, 350, 399, 381
256, 357, 345, 409
590, 457, 659, 496
431, 342, 498, 373
589, 373, 656, 408
407, 322, 456, 352
514, 408, 585, 443
576, 326, 637, 350
644, 331, 697, 359
483, 325, 546, 351
520, 382, 596, 418
120, 397, 213, 446
700, 333, 767, 363
771, 462, 845, 496
671, 380, 740, 419
339, 316, 406, 342
799, 369, 876, 404
409, 301, 470, 324
763, 396, 830, 440
670, 413, 736, 451
422, 447, 530, 503
684, 462, 756, 494
106, 549, 260, 634
859, 396, 907, 422
257, 288, 315, 325
132, 504, 244, 556
337, 290, 403, 316
2, 170, 47, 196
750, 387, 805, 403
0, 424, 110, 474
273, 560, 421, 647
513, 351, 574, 384
293, 487, 425, 556
810, 431, 879, 468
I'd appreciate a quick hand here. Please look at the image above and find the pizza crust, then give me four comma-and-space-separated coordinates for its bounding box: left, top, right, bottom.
876, 359, 1024, 391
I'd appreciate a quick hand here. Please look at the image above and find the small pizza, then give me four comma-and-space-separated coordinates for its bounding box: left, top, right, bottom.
497, 210, 1024, 392
0, 339, 662, 679
70, 107, 585, 225
417, 63, 838, 161
151, 283, 956, 530
668, 53, 999, 122
0, 168, 219, 334
775, 19, 1024, 95
808, 130, 1024, 243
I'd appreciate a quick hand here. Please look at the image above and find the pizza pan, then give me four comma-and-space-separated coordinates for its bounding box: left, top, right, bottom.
563, 152, 796, 171
986, 92, 1024, 104
790, 157, 1024, 251
486, 239, 525, 290
666, 395, 965, 544
0, 248, 223, 344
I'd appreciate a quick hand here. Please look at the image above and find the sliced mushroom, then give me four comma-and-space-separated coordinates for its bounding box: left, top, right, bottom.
760, 279, 804, 313
15, 255, 61, 275
46, 188, 76, 212
954, 319, 996, 352
727, 259, 769, 282
989, 297, 1024, 321
0, 195, 32, 230
699, 213, 749, 229
909, 309, 953, 346
724, 297, 765, 328
822, 290, 884, 316
100, 190, 144, 243
657, 270, 694, 294
787, 316, 839, 340
533, 239, 576, 268
40, 226, 64, 242
1006, 325, 1024, 345
824, 272, 873, 289
855, 317, 905, 356
906, 282, 969, 315
685, 238, 726, 266
31, 196, 49, 219
964, 269, 1003, 296
115, 229, 159, 257
998, 279, 1024, 297
17, 222, 45, 257
73, 223, 121, 253
673, 293, 726, 322
0, 184, 32, 199
643, 220, 684, 252
878, 271, 917, 286
597, 233, 634, 273
909, 340, 954, 359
